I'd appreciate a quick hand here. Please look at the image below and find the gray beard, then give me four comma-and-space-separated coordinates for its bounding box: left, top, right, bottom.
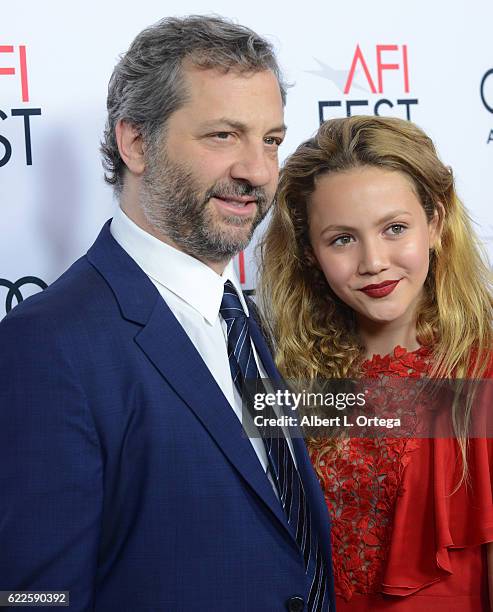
140, 149, 270, 264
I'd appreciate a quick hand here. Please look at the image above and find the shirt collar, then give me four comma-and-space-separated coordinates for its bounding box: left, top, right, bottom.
110, 207, 249, 325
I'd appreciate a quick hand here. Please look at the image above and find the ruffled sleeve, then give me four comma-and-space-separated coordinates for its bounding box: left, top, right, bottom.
382, 376, 493, 596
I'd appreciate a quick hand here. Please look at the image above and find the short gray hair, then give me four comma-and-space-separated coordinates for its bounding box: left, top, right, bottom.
101, 15, 287, 195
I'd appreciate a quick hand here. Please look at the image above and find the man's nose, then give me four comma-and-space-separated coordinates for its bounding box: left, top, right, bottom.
357, 239, 389, 275
230, 142, 274, 187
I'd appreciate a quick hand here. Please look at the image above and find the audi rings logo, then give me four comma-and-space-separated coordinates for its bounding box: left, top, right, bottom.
481, 69, 493, 114
480, 68, 493, 144
0, 276, 47, 315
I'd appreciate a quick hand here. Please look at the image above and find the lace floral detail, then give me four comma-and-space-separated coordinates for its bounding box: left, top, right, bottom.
363, 345, 430, 379
308, 346, 431, 601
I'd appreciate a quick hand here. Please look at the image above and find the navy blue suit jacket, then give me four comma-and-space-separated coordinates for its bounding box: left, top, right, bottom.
0, 222, 335, 611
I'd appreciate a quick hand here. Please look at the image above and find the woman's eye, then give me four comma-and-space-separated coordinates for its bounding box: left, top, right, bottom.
331, 235, 353, 247
387, 224, 406, 236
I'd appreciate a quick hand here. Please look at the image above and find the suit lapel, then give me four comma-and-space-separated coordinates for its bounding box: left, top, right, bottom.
248, 310, 334, 560
87, 222, 294, 541
247, 312, 281, 384
134, 301, 292, 531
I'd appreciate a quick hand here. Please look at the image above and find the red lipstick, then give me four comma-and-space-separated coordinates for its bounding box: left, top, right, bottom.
359, 280, 400, 298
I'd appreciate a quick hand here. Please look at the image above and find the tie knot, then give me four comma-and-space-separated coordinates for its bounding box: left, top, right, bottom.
220, 280, 246, 322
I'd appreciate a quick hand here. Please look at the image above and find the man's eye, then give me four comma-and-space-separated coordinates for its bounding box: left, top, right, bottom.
213, 132, 231, 140
264, 136, 282, 146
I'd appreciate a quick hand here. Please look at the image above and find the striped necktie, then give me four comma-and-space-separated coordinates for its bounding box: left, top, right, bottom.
220, 280, 329, 612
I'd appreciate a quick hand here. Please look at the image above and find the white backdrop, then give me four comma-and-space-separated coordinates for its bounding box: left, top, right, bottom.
2, 0, 492, 316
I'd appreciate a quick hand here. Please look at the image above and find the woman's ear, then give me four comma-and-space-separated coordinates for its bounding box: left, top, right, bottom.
429, 201, 445, 252
304, 243, 320, 268
115, 120, 146, 176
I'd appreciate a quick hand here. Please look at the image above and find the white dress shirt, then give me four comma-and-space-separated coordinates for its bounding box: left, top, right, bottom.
110, 207, 288, 484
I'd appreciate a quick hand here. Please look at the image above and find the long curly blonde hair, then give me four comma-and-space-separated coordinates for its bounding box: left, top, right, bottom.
258, 116, 493, 478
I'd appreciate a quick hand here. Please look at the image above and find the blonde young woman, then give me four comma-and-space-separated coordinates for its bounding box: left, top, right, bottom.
259, 116, 493, 611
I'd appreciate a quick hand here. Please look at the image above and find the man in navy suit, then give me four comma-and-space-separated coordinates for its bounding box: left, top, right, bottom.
0, 16, 334, 611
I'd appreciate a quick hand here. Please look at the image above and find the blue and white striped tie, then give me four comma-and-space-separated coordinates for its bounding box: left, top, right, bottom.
220, 280, 329, 612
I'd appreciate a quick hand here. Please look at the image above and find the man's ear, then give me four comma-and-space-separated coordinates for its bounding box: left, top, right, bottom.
115, 120, 145, 175
429, 201, 445, 252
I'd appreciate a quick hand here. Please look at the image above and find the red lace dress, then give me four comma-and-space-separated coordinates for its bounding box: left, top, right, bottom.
308, 346, 493, 611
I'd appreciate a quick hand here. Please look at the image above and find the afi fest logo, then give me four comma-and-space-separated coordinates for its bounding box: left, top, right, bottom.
480, 68, 493, 144
0, 44, 41, 167
312, 44, 418, 124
